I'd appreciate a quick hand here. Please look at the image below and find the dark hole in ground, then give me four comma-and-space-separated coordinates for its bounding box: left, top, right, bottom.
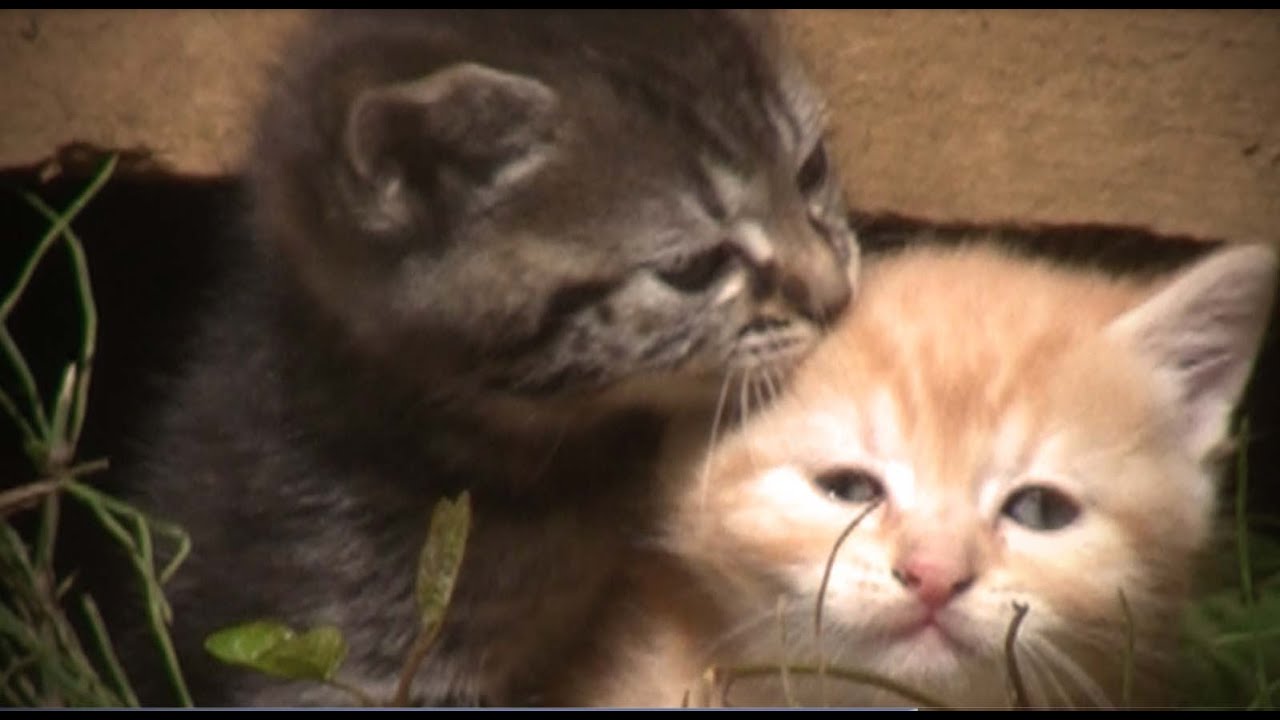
0, 145, 1277, 703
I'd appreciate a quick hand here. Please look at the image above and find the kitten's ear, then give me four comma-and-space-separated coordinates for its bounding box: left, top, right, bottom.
344, 62, 559, 194
1107, 243, 1277, 460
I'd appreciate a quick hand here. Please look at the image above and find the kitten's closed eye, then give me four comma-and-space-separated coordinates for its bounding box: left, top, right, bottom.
814, 467, 884, 504
1001, 485, 1080, 531
655, 242, 738, 293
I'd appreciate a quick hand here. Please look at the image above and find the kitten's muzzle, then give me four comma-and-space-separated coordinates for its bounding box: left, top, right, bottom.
746, 246, 852, 327
727, 219, 854, 327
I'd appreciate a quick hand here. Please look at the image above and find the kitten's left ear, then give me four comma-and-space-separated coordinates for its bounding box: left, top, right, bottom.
1107, 243, 1277, 460
342, 63, 560, 229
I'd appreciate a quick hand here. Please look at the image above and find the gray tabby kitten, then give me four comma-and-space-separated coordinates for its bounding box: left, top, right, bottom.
117, 9, 857, 707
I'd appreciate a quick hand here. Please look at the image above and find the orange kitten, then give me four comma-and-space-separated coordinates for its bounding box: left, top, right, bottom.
559, 238, 1277, 709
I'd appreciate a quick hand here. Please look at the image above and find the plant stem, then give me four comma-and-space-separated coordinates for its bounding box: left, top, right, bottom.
392, 621, 442, 707
1234, 418, 1273, 708
0, 459, 110, 518
81, 595, 139, 707
0, 327, 49, 443
1004, 601, 1030, 709
0, 480, 61, 519
64, 482, 193, 707
2, 155, 118, 322
0, 655, 38, 706
1, 155, 117, 448
20, 191, 100, 452
34, 489, 60, 573
0, 386, 37, 451
814, 497, 881, 706
1118, 588, 1134, 707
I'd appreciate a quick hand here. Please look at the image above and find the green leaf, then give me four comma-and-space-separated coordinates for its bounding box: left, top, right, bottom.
204, 620, 347, 682
416, 491, 471, 633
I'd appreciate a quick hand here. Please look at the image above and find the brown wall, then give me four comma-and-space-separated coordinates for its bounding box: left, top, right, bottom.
3, 9, 1278, 244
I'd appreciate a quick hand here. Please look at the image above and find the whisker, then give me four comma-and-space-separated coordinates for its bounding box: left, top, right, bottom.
1014, 644, 1047, 708
754, 369, 770, 414
1035, 639, 1113, 709
763, 364, 782, 408
1023, 642, 1073, 709
699, 367, 737, 514
698, 596, 812, 663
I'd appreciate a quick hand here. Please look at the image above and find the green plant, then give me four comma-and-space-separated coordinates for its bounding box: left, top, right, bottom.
0, 156, 192, 707
203, 490, 471, 707
1176, 418, 1280, 709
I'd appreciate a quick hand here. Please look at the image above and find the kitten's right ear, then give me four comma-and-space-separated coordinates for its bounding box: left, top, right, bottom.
343, 63, 559, 221
1106, 242, 1278, 461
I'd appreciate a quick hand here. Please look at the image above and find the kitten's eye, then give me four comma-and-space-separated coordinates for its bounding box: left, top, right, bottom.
796, 142, 829, 195
656, 243, 736, 292
1002, 485, 1080, 531
814, 467, 883, 504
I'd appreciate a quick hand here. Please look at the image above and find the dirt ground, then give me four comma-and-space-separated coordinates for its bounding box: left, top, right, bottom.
2, 9, 1279, 244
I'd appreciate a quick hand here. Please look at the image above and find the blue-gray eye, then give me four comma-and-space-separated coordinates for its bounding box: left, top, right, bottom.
1002, 485, 1079, 531
815, 467, 883, 504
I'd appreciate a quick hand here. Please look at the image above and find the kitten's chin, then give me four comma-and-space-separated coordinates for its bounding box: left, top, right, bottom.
785, 615, 1004, 709
872, 633, 975, 690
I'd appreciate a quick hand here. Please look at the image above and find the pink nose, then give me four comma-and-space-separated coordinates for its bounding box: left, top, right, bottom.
892, 557, 975, 610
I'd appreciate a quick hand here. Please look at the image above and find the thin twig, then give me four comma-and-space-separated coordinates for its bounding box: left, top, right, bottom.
21, 191, 100, 451
34, 489, 60, 573
0, 385, 37, 451
815, 498, 882, 635
63, 483, 192, 706
2, 155, 118, 322
0, 523, 39, 596
1117, 588, 1134, 708
48, 364, 77, 464
392, 621, 443, 707
0, 156, 117, 449
1004, 601, 1031, 709
80, 595, 138, 708
64, 480, 188, 586
136, 534, 190, 705
54, 571, 78, 601
0, 656, 39, 706
0, 480, 61, 518
0, 459, 111, 518
814, 497, 881, 705
0, 327, 49, 444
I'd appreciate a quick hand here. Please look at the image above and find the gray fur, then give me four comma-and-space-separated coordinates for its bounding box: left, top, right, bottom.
116, 9, 858, 707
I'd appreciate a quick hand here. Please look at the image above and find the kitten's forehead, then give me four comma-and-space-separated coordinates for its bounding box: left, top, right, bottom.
768, 58, 828, 153
725, 243, 1156, 486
